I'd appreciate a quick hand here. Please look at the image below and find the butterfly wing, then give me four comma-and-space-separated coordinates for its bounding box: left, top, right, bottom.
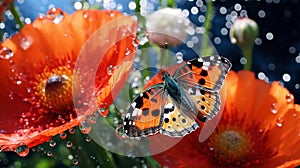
123, 84, 165, 137
174, 55, 231, 92
172, 55, 229, 122
160, 96, 200, 137
187, 86, 221, 121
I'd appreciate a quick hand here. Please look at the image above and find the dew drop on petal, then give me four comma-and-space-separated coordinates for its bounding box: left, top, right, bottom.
79, 121, 92, 134
15, 144, 29, 157
125, 48, 131, 56
20, 37, 33, 50
270, 103, 277, 114
49, 140, 56, 147
66, 141, 73, 148
208, 146, 214, 151
60, 132, 67, 139
286, 93, 294, 103
107, 65, 113, 76
276, 118, 284, 127
46, 8, 64, 24
69, 128, 76, 134
0, 47, 14, 59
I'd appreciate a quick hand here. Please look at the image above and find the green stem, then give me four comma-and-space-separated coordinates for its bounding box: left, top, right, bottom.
167, 0, 176, 8
144, 156, 160, 167
135, 0, 140, 13
200, 0, 213, 57
10, 2, 24, 29
242, 45, 253, 70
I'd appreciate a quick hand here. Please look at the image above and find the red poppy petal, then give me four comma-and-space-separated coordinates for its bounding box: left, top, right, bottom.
0, 9, 137, 152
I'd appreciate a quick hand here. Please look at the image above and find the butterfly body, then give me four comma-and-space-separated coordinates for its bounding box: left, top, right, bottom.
162, 70, 197, 115
123, 55, 231, 138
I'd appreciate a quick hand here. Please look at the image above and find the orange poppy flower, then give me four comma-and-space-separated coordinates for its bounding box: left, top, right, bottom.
153, 70, 300, 167
0, 8, 137, 155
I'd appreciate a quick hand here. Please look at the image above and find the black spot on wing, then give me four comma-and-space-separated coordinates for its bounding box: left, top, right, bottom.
142, 108, 149, 116
200, 70, 208, 77
189, 59, 203, 68
151, 109, 160, 117
164, 106, 175, 114
151, 98, 158, 103
164, 118, 169, 123
198, 78, 206, 85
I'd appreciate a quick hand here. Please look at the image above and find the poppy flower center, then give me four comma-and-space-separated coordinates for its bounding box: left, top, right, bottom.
209, 128, 252, 165
34, 66, 73, 111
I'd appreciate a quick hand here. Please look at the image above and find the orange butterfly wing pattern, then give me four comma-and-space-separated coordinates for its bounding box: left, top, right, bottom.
123, 86, 165, 137
160, 96, 199, 137
175, 55, 231, 92
123, 55, 231, 137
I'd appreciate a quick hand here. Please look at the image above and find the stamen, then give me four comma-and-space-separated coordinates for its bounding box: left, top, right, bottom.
34, 66, 73, 111
209, 127, 252, 165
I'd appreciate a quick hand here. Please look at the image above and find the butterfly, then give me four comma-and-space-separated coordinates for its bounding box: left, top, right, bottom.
123, 55, 232, 137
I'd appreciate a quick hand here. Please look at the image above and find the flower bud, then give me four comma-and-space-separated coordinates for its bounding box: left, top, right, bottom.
146, 7, 190, 47
230, 17, 259, 49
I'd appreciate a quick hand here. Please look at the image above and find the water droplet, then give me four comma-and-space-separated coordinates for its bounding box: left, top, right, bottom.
125, 48, 131, 56
270, 103, 277, 114
72, 158, 79, 165
69, 128, 76, 134
20, 37, 33, 50
46, 8, 64, 24
66, 141, 73, 148
107, 65, 113, 76
47, 151, 53, 157
208, 146, 214, 151
86, 136, 92, 142
60, 132, 67, 139
276, 118, 284, 127
0, 47, 14, 59
15, 144, 29, 157
286, 94, 294, 103
79, 121, 92, 134
49, 140, 56, 147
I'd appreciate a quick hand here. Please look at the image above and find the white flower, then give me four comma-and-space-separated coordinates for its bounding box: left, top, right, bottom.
146, 8, 190, 47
